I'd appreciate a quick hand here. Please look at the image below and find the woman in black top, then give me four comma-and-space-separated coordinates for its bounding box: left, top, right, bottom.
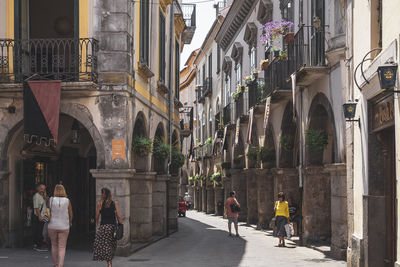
93, 188, 122, 267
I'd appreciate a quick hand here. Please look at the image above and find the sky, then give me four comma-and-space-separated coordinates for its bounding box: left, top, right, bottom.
181, 0, 217, 69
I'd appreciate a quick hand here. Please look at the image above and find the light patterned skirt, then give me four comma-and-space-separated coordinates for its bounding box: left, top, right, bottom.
93, 224, 117, 262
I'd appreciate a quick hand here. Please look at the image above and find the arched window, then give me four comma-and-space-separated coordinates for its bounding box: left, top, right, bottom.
202, 111, 206, 142
209, 108, 213, 138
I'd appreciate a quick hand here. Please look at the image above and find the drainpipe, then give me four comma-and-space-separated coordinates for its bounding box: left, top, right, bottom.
299, 86, 304, 245
166, 0, 175, 237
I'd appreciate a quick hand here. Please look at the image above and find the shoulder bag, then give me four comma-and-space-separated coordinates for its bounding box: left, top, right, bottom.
113, 202, 124, 240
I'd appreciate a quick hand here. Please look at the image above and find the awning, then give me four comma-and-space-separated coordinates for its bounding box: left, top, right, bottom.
24, 81, 61, 145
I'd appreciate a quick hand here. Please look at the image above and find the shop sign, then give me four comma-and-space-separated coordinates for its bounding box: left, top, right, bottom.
371, 96, 394, 131
112, 139, 125, 160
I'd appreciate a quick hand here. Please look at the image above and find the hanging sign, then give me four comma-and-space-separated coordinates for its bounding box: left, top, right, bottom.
112, 139, 125, 160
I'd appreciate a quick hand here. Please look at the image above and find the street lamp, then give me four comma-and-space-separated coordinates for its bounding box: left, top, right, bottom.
377, 64, 398, 90
343, 101, 360, 126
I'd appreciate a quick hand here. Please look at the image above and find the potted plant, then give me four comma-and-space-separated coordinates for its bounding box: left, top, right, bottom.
280, 135, 294, 151
259, 146, 275, 162
211, 172, 221, 185
170, 149, 185, 174
260, 20, 294, 46
284, 32, 295, 44
271, 47, 280, 58
278, 51, 288, 61
243, 75, 253, 85
252, 69, 259, 79
153, 140, 170, 161
132, 137, 152, 156
246, 150, 258, 162
260, 59, 270, 70
232, 85, 243, 101
305, 129, 328, 152
205, 137, 212, 146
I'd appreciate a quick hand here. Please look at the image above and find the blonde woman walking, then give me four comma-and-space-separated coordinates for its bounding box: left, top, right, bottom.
47, 184, 73, 267
93, 188, 122, 267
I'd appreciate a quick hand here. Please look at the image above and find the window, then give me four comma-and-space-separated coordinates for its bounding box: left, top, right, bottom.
299, 0, 304, 24
175, 40, 180, 99
225, 74, 231, 105
208, 53, 212, 78
209, 108, 213, 137
202, 64, 206, 85
235, 63, 242, 87
217, 45, 221, 73
370, 0, 382, 58
282, 0, 294, 23
159, 11, 166, 82
140, 0, 150, 65
250, 47, 256, 73
202, 111, 206, 142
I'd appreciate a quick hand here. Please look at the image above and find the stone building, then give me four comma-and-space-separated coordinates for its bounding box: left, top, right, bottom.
347, 1, 400, 266
184, 0, 349, 260
0, 0, 195, 254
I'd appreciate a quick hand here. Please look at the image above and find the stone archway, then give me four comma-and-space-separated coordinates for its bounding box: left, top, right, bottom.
132, 112, 149, 172
279, 102, 297, 168
153, 122, 167, 174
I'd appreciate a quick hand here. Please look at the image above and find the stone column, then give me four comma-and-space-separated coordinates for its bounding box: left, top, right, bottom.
91, 169, 134, 256
222, 176, 231, 218
302, 166, 331, 244
198, 184, 202, 211
130, 172, 154, 243
168, 175, 179, 233
256, 168, 273, 229
153, 174, 168, 236
245, 169, 258, 224
230, 169, 247, 221
206, 182, 215, 214
188, 184, 194, 209
272, 168, 299, 202
201, 182, 207, 212
193, 183, 199, 210
325, 163, 347, 260
214, 187, 224, 216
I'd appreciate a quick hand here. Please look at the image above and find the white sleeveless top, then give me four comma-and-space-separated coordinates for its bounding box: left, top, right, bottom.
48, 197, 70, 230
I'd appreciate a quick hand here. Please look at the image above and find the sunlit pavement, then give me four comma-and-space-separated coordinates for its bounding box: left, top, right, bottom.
0, 210, 346, 266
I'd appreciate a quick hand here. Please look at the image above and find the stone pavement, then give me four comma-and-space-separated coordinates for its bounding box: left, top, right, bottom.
0, 211, 346, 266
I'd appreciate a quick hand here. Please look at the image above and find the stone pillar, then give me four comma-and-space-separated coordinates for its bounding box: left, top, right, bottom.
214, 187, 224, 216
206, 183, 215, 214
193, 184, 199, 210
302, 166, 331, 244
223, 176, 231, 218
257, 169, 274, 229
230, 169, 247, 221
325, 163, 347, 260
188, 185, 194, 209
272, 168, 299, 203
153, 174, 168, 236
130, 172, 153, 244
198, 184, 202, 211
168, 175, 179, 233
91, 169, 134, 256
245, 169, 258, 224
201, 182, 207, 212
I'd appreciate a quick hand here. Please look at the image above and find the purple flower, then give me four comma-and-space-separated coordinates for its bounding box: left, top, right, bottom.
259, 20, 294, 46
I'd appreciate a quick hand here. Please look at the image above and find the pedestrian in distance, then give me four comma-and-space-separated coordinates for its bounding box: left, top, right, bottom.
47, 184, 73, 267
274, 192, 289, 247
93, 188, 123, 267
288, 197, 300, 235
226, 191, 240, 237
32, 182, 48, 251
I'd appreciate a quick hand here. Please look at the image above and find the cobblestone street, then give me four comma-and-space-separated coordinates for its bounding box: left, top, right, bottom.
0, 211, 345, 267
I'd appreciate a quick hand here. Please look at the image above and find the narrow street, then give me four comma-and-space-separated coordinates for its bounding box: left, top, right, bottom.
0, 211, 345, 267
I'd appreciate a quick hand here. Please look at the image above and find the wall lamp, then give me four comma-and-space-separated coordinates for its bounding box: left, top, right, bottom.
343, 101, 360, 127
377, 64, 398, 91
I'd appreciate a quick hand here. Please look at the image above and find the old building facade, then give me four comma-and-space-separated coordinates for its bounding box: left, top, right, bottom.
0, 0, 195, 254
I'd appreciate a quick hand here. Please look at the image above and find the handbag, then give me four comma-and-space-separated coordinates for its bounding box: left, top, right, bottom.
230, 203, 241, 213
284, 222, 294, 238
113, 202, 123, 240
41, 198, 52, 223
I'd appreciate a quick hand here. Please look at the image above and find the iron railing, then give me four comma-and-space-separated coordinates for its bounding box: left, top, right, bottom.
204, 143, 213, 158
248, 78, 265, 108
223, 103, 231, 125
0, 38, 99, 83
197, 86, 205, 103
235, 92, 244, 120
215, 112, 221, 129
215, 1, 227, 17
182, 4, 196, 27
264, 59, 290, 97
204, 77, 212, 96
287, 25, 326, 75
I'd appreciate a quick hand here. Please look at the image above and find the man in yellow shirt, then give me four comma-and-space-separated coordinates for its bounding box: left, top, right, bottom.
274, 192, 289, 247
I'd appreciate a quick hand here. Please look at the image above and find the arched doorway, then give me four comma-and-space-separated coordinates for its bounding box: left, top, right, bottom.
5, 113, 99, 247
132, 112, 149, 172
279, 102, 297, 168
153, 123, 167, 174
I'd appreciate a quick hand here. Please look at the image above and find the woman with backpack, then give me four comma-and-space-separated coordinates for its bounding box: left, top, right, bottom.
93, 188, 123, 267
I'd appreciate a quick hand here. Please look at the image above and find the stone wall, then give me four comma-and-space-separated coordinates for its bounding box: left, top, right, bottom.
230, 169, 247, 221
153, 175, 168, 235
272, 168, 299, 205
168, 175, 179, 233
256, 169, 274, 229
245, 169, 258, 224
206, 184, 215, 214
214, 187, 224, 216
0, 172, 9, 247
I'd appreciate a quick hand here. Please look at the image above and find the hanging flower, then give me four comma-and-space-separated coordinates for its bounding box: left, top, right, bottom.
260, 20, 294, 46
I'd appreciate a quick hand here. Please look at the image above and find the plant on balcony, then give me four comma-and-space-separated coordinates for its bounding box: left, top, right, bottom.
243, 75, 253, 85
284, 32, 295, 44
232, 85, 243, 101
260, 59, 270, 70
153, 140, 170, 160
252, 69, 259, 79
271, 47, 280, 58
193, 174, 200, 181
246, 150, 258, 162
257, 84, 265, 102
170, 149, 185, 174
305, 129, 328, 152
277, 51, 288, 61
259, 146, 275, 162
210, 172, 221, 185
280, 135, 294, 151
132, 137, 153, 157
260, 20, 294, 46
205, 137, 212, 146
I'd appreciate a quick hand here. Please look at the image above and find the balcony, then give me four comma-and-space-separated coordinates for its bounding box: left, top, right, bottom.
223, 103, 231, 125
179, 106, 193, 138
181, 4, 196, 44
215, 112, 221, 129
287, 25, 329, 86
204, 77, 212, 97
0, 38, 98, 83
215, 1, 228, 17
234, 91, 244, 120
204, 143, 213, 158
264, 58, 291, 97
247, 78, 265, 109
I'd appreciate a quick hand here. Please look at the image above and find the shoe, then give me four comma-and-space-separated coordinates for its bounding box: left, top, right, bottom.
236, 234, 239, 237
278, 244, 282, 247
34, 247, 48, 252
228, 233, 232, 237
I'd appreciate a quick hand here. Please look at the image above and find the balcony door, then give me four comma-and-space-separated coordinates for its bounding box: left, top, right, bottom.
310, 0, 325, 66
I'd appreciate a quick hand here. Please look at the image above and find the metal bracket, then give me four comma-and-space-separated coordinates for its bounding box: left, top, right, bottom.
354, 47, 382, 91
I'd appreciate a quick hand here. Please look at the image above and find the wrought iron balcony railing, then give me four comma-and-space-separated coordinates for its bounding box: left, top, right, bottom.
235, 91, 244, 120
215, 112, 221, 129
182, 4, 196, 27
223, 103, 231, 125
204, 77, 212, 96
247, 78, 265, 108
0, 38, 99, 83
264, 58, 290, 97
215, 1, 228, 17
287, 25, 326, 75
